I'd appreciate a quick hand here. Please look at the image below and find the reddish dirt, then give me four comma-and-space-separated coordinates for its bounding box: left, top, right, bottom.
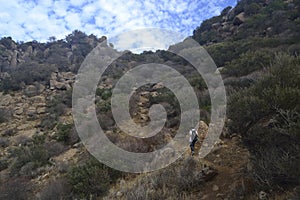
191, 137, 253, 200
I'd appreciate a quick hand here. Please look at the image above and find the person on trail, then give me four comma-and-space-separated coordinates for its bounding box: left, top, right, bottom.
189, 128, 198, 156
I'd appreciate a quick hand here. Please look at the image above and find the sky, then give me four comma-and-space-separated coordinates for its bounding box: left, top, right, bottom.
0, 0, 236, 50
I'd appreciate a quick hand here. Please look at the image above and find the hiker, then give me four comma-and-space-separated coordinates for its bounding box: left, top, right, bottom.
189, 128, 198, 156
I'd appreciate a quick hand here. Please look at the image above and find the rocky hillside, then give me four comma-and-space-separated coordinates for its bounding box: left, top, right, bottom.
0, 0, 300, 199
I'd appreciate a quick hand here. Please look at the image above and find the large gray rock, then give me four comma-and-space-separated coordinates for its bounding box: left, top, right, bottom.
50, 80, 67, 90
24, 85, 37, 97
61, 72, 74, 80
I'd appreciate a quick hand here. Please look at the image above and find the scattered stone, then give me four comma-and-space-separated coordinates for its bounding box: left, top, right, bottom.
31, 95, 45, 103
72, 142, 82, 148
17, 123, 32, 131
15, 107, 24, 115
61, 72, 74, 80
116, 191, 123, 197
216, 193, 225, 198
50, 79, 68, 90
150, 91, 158, 97
213, 184, 219, 191
36, 107, 46, 114
258, 191, 267, 200
153, 82, 164, 89
201, 166, 218, 181
27, 107, 37, 117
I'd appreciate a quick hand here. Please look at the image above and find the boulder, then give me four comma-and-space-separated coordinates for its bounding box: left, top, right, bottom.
213, 185, 219, 191
50, 80, 67, 90
37, 107, 46, 114
197, 120, 209, 138
61, 72, 74, 80
258, 191, 267, 200
50, 72, 57, 80
153, 82, 164, 90
24, 85, 37, 97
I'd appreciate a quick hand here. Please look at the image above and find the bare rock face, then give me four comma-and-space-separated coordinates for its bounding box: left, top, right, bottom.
233, 12, 245, 25
50, 72, 74, 90
10, 50, 18, 67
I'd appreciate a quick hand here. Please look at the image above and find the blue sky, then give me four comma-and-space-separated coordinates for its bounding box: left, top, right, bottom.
0, 0, 236, 49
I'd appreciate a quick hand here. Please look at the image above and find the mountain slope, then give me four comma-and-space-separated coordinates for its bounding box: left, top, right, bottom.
0, 0, 299, 199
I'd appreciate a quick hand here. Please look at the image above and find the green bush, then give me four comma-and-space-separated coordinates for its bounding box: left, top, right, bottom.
228, 53, 300, 188
188, 75, 207, 90
67, 158, 122, 198
55, 123, 73, 143
97, 100, 111, 112
223, 49, 275, 77
10, 145, 49, 176
0, 62, 56, 92
0, 108, 12, 123
96, 88, 112, 100
41, 90, 73, 130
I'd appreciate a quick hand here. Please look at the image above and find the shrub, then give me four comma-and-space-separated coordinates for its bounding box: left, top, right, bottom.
0, 177, 32, 200
228, 53, 300, 189
55, 123, 73, 143
39, 178, 72, 200
97, 100, 111, 112
223, 49, 275, 77
0, 158, 8, 171
121, 157, 205, 200
10, 145, 49, 176
96, 88, 112, 100
67, 158, 122, 198
0, 108, 12, 123
188, 75, 207, 91
44, 141, 67, 157
0, 137, 9, 148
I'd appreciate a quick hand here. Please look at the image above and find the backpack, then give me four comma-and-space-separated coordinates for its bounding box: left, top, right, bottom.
192, 130, 198, 142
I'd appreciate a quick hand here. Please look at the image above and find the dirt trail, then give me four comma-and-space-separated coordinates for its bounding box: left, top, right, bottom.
103, 136, 251, 200
192, 136, 251, 199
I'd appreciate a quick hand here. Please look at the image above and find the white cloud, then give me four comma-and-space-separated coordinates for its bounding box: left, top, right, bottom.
70, 0, 85, 7
0, 0, 237, 48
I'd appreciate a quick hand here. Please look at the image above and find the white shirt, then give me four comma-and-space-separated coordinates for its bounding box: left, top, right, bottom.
189, 129, 198, 143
